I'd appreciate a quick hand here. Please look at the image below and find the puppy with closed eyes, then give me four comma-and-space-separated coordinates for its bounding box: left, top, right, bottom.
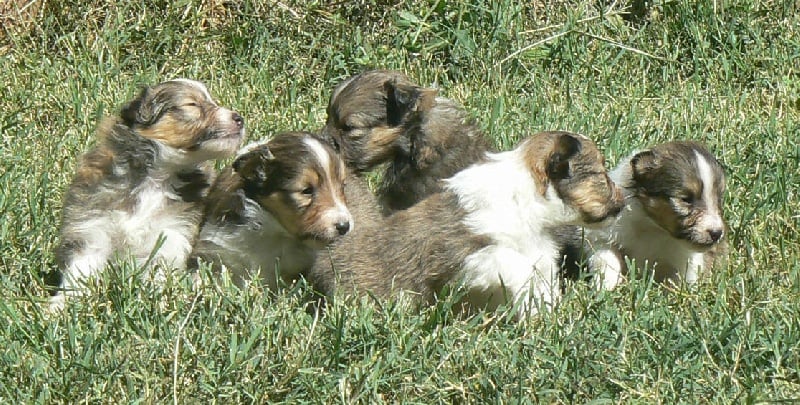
309, 131, 624, 317
586, 141, 727, 289
49, 79, 245, 309
190, 131, 354, 290
322, 69, 492, 212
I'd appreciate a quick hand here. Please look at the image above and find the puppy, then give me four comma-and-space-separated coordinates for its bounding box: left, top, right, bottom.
322, 69, 492, 212
50, 79, 245, 308
190, 131, 354, 290
586, 141, 727, 289
309, 131, 624, 317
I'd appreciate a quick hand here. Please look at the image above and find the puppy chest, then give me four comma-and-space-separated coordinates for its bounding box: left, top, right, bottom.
120, 190, 200, 253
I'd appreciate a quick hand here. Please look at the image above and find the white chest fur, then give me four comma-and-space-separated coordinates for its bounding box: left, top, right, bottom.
118, 178, 197, 267
196, 197, 315, 290
56, 175, 200, 306
607, 201, 704, 284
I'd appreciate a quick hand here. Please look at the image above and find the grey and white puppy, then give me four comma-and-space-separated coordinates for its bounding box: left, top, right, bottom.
50, 79, 244, 309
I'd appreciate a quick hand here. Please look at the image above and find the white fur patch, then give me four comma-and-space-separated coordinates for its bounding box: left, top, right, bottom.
304, 136, 353, 232
446, 148, 571, 316
196, 196, 316, 290
587, 147, 724, 288
694, 150, 725, 235
56, 176, 198, 309
589, 248, 624, 290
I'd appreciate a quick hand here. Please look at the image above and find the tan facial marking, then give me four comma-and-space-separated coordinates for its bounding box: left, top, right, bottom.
237, 132, 352, 244
630, 141, 727, 247
523, 131, 623, 223
323, 70, 437, 172
130, 80, 243, 153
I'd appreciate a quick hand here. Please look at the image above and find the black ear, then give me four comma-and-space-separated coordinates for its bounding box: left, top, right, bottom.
384, 80, 437, 126
546, 133, 582, 180
233, 147, 275, 183
120, 86, 164, 126
630, 150, 659, 182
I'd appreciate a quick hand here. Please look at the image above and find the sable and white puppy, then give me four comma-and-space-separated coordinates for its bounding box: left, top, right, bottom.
322, 69, 492, 212
310, 131, 624, 317
587, 141, 727, 289
50, 79, 245, 308
190, 131, 354, 290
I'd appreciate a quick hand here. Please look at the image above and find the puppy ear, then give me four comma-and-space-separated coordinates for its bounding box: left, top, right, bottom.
384, 80, 438, 126
120, 86, 165, 126
630, 150, 659, 182
546, 133, 582, 180
233, 147, 275, 183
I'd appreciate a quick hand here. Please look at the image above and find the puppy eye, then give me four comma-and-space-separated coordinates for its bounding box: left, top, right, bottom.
185, 103, 200, 108
680, 195, 695, 204
301, 186, 315, 196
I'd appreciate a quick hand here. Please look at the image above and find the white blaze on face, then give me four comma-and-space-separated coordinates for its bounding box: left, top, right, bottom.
694, 150, 724, 237
304, 137, 354, 232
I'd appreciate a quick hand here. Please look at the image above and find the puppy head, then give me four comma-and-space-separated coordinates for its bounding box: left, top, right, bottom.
321, 70, 438, 171
119, 79, 244, 163
524, 131, 624, 225
628, 141, 726, 249
233, 132, 353, 247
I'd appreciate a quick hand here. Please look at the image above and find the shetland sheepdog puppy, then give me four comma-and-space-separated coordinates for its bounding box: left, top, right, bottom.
50, 79, 244, 308
309, 131, 623, 317
586, 141, 727, 289
190, 131, 354, 290
322, 69, 492, 212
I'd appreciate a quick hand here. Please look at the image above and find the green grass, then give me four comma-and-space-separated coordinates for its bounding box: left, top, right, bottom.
1, 0, 799, 402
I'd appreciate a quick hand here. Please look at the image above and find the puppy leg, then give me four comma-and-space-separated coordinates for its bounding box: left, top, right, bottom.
144, 229, 194, 283
683, 253, 706, 285
51, 246, 112, 310
589, 247, 626, 290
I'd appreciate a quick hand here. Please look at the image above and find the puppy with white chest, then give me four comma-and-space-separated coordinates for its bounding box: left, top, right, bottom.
322, 69, 492, 212
190, 131, 354, 290
309, 131, 624, 317
49, 79, 245, 308
587, 141, 727, 289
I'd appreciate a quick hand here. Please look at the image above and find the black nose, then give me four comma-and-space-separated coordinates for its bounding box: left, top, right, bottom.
335, 221, 350, 235
232, 112, 244, 128
708, 229, 723, 242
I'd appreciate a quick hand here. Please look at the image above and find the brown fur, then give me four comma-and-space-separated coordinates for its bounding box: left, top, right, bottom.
202, 131, 351, 245
629, 142, 726, 248
190, 132, 354, 288
575, 141, 728, 288
522, 131, 624, 224
311, 192, 490, 304
322, 69, 493, 212
49, 79, 244, 302
309, 131, 623, 309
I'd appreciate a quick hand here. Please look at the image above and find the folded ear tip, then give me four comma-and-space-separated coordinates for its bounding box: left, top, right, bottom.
631, 149, 655, 165
555, 132, 582, 157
